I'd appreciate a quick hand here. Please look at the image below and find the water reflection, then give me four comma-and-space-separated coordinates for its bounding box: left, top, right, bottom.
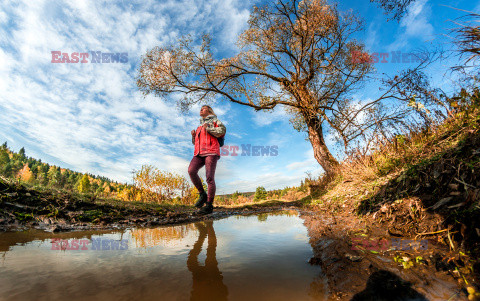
131, 224, 195, 248
0, 210, 324, 300
187, 221, 228, 300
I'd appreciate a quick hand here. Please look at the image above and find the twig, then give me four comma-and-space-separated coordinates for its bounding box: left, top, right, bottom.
416, 229, 449, 236
454, 177, 477, 189
447, 229, 455, 251
415, 228, 457, 240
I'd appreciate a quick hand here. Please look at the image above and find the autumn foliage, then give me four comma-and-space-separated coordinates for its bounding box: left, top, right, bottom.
117, 165, 197, 205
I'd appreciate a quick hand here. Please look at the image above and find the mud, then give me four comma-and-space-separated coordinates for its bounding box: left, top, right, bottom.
300, 207, 471, 300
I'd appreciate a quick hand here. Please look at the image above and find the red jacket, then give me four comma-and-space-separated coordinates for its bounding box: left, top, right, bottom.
193, 115, 226, 157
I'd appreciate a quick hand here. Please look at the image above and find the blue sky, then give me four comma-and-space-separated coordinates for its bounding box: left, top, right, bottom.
0, 0, 478, 194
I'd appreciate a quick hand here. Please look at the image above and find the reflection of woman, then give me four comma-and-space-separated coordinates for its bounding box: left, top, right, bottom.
188, 105, 226, 215
187, 221, 228, 301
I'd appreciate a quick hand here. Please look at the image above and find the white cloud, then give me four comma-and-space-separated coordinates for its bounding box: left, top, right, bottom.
251, 106, 289, 127
215, 0, 251, 47
365, 21, 379, 51
286, 159, 316, 171
399, 0, 434, 39
386, 0, 434, 52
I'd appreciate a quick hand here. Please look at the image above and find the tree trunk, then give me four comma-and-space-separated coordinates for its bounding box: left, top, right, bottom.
306, 116, 340, 178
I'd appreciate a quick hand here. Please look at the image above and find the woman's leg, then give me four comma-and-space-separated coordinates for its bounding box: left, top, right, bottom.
188, 156, 206, 193
204, 155, 219, 204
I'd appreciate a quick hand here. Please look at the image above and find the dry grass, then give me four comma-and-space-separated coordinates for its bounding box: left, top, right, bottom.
306, 99, 480, 209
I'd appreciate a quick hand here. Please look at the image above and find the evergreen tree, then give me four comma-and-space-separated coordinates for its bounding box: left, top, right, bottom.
67, 172, 77, 188
12, 158, 24, 175
30, 163, 39, 179
3, 162, 12, 178
18, 147, 26, 159
38, 164, 49, 186
0, 149, 10, 176
254, 186, 267, 202
27, 158, 34, 168
55, 168, 62, 187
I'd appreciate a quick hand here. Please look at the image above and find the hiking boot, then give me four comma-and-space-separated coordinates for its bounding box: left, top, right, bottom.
198, 202, 213, 215
194, 191, 208, 208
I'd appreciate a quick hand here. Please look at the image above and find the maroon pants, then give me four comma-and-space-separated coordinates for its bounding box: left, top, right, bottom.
188, 155, 219, 203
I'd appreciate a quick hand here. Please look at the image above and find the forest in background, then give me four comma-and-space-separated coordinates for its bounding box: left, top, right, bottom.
0, 142, 304, 206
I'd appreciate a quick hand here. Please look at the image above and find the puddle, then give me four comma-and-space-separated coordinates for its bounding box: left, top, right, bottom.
0, 210, 327, 300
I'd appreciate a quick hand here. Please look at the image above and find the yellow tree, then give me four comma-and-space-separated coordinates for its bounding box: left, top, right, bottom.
136, 0, 425, 177
76, 174, 91, 193
133, 165, 192, 203
134, 165, 162, 202
17, 164, 33, 183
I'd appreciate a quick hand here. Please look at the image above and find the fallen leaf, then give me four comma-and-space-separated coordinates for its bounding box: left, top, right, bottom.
430, 197, 453, 210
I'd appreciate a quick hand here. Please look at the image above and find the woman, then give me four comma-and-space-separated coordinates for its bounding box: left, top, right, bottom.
188, 105, 226, 215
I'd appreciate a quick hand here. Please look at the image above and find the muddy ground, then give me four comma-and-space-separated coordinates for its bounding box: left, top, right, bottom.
300, 208, 473, 300
0, 178, 305, 232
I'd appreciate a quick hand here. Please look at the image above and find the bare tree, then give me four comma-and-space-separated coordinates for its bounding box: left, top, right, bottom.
137, 0, 426, 177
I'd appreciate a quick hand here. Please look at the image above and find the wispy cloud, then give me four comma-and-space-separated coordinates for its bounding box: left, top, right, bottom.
0, 0, 251, 184
400, 0, 434, 39
387, 0, 434, 52
251, 106, 289, 127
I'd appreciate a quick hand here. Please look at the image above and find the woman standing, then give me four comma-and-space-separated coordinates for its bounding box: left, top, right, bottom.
188, 105, 226, 215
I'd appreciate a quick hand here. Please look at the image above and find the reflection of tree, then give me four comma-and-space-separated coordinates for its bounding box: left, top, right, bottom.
257, 213, 268, 222
238, 210, 299, 222
131, 224, 195, 248
187, 221, 228, 301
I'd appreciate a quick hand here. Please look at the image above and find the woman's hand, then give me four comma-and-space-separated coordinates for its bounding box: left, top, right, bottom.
191, 130, 196, 136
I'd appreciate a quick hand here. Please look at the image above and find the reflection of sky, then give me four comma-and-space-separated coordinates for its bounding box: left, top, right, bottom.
0, 211, 322, 300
